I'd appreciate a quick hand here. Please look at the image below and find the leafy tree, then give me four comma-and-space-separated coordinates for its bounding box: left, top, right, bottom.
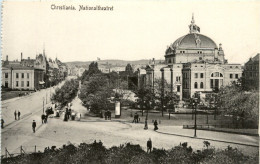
81, 62, 101, 82
125, 63, 133, 75
79, 74, 113, 114
217, 83, 259, 128
134, 86, 154, 117
51, 79, 79, 107
153, 78, 179, 117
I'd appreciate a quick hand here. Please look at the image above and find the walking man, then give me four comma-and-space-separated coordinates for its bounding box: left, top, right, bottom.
14, 111, 17, 120
18, 111, 21, 120
41, 114, 45, 124
147, 138, 152, 153
133, 113, 137, 123
45, 115, 48, 124
108, 111, 111, 120
1, 119, 4, 129
154, 120, 158, 131
32, 120, 36, 133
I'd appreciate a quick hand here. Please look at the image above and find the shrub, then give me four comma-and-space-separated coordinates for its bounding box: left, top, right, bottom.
1, 142, 258, 164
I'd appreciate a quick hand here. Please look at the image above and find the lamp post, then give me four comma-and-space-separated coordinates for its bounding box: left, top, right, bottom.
194, 98, 197, 137
193, 92, 200, 138
43, 97, 45, 114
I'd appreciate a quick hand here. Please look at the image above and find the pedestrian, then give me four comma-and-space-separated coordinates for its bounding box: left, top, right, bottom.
14, 111, 17, 120
1, 119, 4, 129
144, 118, 148, 130
32, 120, 36, 133
136, 113, 139, 123
18, 111, 21, 120
41, 114, 45, 124
45, 115, 48, 124
105, 110, 108, 120
154, 120, 158, 131
108, 111, 111, 120
147, 138, 152, 153
133, 113, 137, 123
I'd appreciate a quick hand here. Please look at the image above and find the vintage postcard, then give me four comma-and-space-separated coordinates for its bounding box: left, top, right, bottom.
1, 1, 259, 163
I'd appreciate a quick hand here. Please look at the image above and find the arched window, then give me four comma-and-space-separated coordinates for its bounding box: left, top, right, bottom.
200, 82, 203, 88
194, 82, 198, 89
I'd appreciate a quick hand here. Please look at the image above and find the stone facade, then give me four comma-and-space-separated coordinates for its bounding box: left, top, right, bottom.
138, 14, 243, 101
243, 54, 259, 90
1, 66, 44, 90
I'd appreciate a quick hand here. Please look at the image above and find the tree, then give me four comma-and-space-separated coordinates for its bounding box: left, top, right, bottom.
134, 87, 154, 117
79, 74, 113, 114
217, 83, 259, 128
51, 79, 79, 107
125, 63, 133, 75
81, 62, 101, 82
153, 78, 179, 117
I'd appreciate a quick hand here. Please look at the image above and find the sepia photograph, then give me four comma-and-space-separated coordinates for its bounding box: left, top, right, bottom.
1, 1, 259, 163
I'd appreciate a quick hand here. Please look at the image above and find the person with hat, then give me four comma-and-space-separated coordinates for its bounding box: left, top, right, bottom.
32, 120, 36, 133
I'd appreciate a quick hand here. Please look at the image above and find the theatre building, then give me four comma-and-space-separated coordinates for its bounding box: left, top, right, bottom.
138, 15, 242, 101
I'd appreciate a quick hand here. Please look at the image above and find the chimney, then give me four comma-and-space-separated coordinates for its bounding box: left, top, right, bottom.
21, 52, 23, 61
6, 55, 8, 61
28, 57, 30, 60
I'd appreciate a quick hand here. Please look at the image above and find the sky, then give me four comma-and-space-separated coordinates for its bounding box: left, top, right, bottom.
2, 0, 260, 64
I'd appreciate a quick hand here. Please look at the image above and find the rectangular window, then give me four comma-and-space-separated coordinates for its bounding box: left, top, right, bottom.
16, 81, 19, 87
210, 79, 213, 88
235, 74, 238, 79
16, 73, 19, 78
195, 73, 198, 78
200, 73, 203, 78
176, 77, 178, 81
5, 81, 8, 88
177, 86, 180, 92
5, 73, 8, 78
21, 81, 24, 87
230, 74, 233, 79
22, 73, 24, 78
27, 73, 29, 78
27, 81, 30, 87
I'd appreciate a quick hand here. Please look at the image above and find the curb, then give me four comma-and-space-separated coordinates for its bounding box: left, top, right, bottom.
183, 127, 259, 137
155, 130, 259, 148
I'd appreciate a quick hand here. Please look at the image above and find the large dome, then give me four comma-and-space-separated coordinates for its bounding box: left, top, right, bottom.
172, 33, 218, 49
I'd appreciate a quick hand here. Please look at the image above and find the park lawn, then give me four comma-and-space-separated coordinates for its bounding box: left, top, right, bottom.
115, 108, 258, 135
120, 108, 232, 126
1, 91, 31, 101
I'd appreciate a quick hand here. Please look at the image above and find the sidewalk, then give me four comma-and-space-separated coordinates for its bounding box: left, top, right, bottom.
156, 125, 259, 147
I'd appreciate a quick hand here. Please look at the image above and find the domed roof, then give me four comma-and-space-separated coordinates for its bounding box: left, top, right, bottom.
172, 33, 218, 49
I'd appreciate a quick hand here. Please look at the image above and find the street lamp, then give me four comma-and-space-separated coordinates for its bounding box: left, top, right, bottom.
193, 98, 198, 137
193, 92, 200, 138
43, 97, 45, 113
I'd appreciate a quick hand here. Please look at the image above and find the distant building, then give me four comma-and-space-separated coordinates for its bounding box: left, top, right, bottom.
2, 49, 67, 88
2, 66, 44, 90
243, 54, 259, 90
